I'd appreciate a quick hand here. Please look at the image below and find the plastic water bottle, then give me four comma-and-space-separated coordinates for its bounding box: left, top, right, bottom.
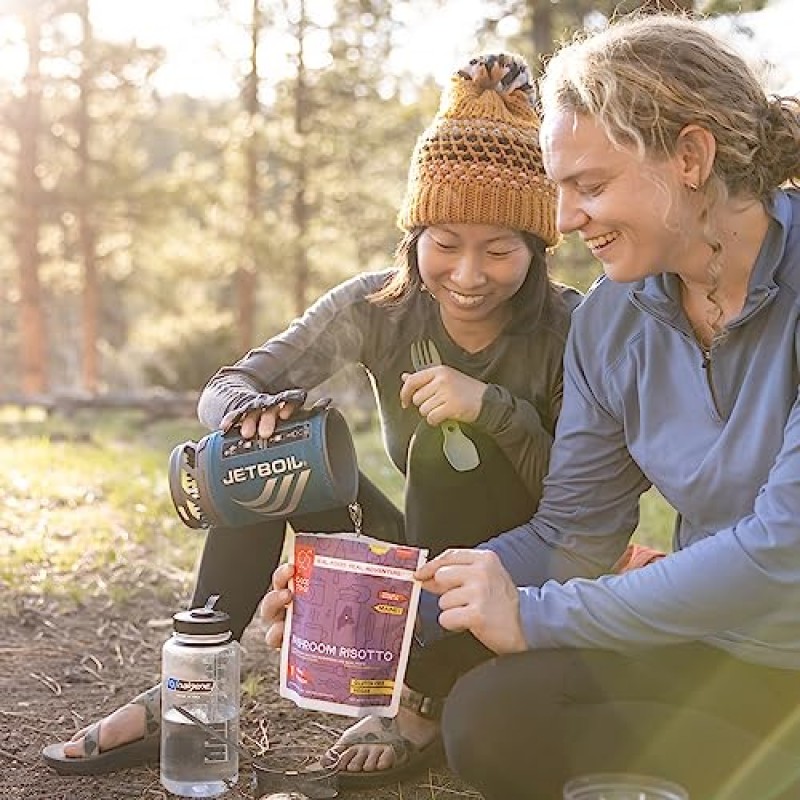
160, 595, 240, 798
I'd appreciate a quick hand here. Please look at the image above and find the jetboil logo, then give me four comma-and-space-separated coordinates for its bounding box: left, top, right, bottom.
222, 455, 312, 517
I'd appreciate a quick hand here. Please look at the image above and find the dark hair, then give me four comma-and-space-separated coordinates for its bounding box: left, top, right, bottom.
368, 227, 562, 329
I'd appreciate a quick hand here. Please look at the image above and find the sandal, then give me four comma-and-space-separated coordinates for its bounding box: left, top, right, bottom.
42, 685, 161, 775
324, 688, 445, 789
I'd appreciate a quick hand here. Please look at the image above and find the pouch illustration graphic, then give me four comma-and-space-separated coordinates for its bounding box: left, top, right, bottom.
334, 587, 362, 648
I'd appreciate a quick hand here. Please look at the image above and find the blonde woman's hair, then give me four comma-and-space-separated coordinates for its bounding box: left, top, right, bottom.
539, 13, 800, 202
539, 13, 800, 339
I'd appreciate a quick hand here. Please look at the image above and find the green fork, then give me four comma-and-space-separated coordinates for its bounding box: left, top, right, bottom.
410, 339, 480, 472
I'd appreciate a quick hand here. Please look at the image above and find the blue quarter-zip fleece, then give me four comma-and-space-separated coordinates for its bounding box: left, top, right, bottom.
485, 189, 800, 669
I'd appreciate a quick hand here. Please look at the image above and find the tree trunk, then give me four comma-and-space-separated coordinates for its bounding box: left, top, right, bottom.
78, 0, 99, 393
292, 0, 311, 317
16, 8, 47, 395
237, 0, 261, 352
530, 0, 554, 74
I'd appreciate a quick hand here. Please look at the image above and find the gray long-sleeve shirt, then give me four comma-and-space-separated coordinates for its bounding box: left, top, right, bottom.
198, 271, 580, 504
486, 189, 800, 669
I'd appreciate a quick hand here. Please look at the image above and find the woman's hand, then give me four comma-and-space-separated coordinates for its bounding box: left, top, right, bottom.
220, 388, 307, 439
400, 367, 486, 426
415, 549, 528, 655
261, 562, 295, 649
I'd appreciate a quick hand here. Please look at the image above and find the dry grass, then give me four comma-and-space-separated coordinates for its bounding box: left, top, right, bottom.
0, 405, 674, 799
0, 407, 479, 799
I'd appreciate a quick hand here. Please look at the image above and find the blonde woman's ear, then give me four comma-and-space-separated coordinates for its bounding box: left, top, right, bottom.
675, 123, 716, 190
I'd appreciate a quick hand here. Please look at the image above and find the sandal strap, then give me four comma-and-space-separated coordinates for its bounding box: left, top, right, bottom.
130, 684, 161, 736
400, 686, 443, 720
82, 721, 101, 757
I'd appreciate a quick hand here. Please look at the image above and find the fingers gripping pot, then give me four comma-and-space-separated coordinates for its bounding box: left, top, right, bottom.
169, 406, 358, 529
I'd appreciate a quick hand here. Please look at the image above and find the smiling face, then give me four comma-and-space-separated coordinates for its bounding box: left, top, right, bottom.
540, 110, 699, 282
417, 223, 531, 346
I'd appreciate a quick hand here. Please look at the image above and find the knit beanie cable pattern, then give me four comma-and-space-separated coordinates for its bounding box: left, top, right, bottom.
398, 53, 559, 247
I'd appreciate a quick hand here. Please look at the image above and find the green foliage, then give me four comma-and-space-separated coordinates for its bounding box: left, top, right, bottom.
701, 0, 767, 12
127, 308, 241, 391
480, 0, 773, 73
241, 671, 268, 701
634, 488, 675, 552
550, 234, 605, 294
0, 0, 787, 394
351, 415, 405, 506
0, 407, 205, 598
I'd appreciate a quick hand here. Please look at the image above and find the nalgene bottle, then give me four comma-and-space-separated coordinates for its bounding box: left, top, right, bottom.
160, 596, 240, 798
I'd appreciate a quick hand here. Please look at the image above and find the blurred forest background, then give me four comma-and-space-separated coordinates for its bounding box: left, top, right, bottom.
0, 0, 789, 404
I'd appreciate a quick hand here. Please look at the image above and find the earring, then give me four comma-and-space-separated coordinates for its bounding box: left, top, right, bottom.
687, 182, 699, 192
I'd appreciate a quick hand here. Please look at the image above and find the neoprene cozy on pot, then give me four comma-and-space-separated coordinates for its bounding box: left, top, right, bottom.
168, 406, 358, 529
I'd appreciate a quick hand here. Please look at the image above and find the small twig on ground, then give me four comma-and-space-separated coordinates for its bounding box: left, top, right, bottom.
419, 773, 483, 797
29, 671, 62, 695
69, 708, 86, 727
79, 654, 105, 682
82, 653, 104, 673
257, 717, 271, 750
0, 709, 37, 718
310, 720, 343, 737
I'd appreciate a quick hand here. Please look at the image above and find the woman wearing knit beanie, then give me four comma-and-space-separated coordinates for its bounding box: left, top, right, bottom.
43, 53, 581, 782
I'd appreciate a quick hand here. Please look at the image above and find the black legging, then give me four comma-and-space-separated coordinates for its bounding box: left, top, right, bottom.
426, 641, 800, 800
190, 421, 536, 641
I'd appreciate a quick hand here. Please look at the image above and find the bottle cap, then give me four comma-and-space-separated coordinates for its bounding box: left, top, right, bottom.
172, 605, 232, 637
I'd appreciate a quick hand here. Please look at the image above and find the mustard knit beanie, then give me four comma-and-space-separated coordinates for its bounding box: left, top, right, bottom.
398, 53, 558, 247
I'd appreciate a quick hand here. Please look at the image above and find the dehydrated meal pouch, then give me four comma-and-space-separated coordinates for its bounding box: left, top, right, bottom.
279, 531, 428, 717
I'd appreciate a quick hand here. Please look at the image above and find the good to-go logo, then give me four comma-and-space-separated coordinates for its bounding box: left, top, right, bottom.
294, 544, 315, 595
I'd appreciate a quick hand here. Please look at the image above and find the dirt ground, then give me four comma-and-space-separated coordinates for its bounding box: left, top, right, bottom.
0, 569, 480, 800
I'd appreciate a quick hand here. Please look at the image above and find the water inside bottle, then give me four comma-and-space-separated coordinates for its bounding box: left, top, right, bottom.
161, 709, 239, 798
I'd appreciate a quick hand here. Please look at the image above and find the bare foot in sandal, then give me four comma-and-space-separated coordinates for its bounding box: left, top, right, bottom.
63, 702, 147, 757
324, 688, 444, 787
42, 685, 161, 774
